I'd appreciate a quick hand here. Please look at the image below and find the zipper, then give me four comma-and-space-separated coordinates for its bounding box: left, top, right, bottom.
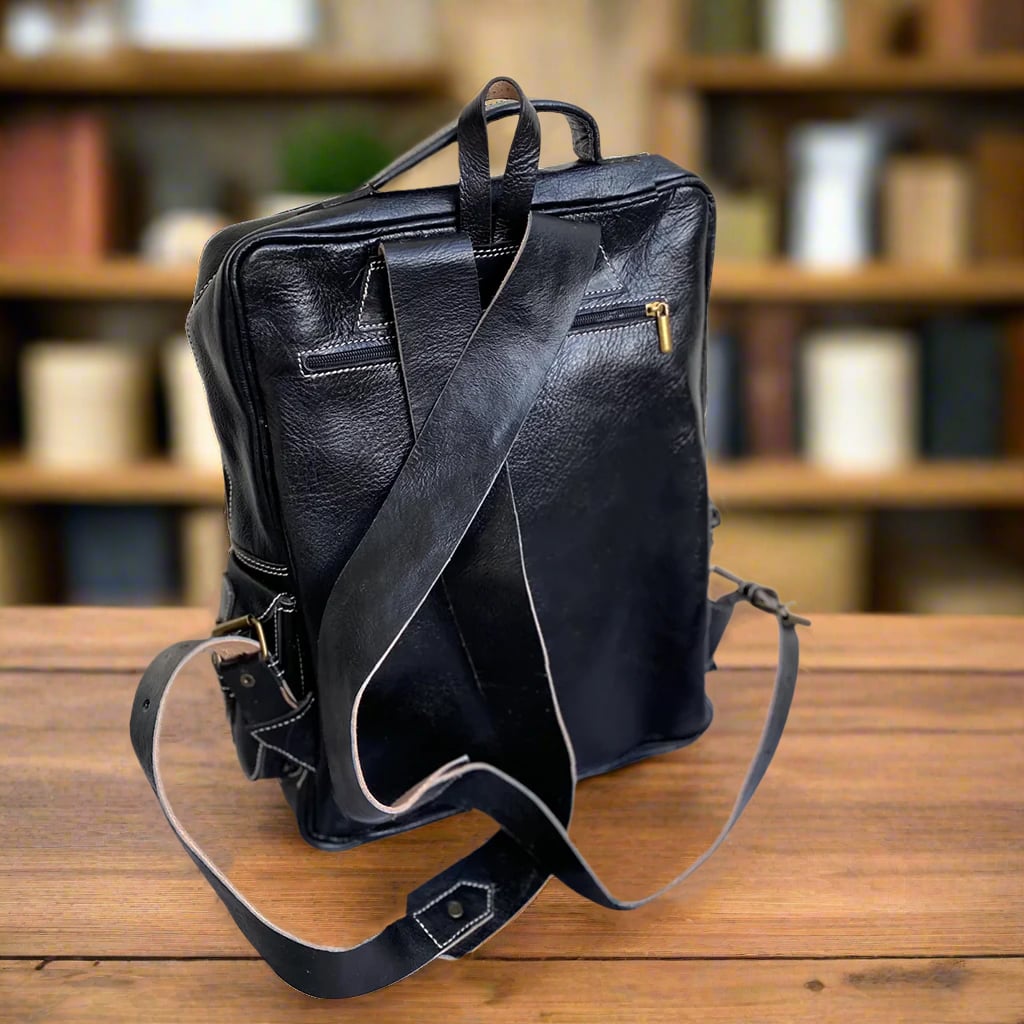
303, 301, 673, 374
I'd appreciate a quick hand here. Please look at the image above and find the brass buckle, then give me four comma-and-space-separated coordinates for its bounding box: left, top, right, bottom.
211, 614, 269, 660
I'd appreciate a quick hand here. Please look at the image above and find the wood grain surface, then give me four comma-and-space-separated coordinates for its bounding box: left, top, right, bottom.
1, 610, 1021, 1021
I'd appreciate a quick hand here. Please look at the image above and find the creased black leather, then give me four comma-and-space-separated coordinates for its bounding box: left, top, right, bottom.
130, 76, 806, 999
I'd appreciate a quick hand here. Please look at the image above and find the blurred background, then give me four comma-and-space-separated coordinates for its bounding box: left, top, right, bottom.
0, 0, 1022, 614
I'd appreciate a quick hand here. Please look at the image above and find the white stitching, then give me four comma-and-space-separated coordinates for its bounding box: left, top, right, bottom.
233, 547, 290, 577
253, 734, 316, 774
255, 591, 292, 622
250, 694, 318, 772
583, 243, 627, 297
251, 695, 316, 736
412, 881, 494, 949
278, 603, 307, 697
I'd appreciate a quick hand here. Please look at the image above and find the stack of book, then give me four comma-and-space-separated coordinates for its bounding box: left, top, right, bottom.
0, 113, 111, 263
706, 314, 1024, 465
688, 0, 1024, 59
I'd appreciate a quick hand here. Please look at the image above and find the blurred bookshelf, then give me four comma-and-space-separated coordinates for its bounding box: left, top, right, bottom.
712, 263, 1024, 304
654, 54, 1024, 92
3, 454, 1022, 509
2, 0, 1024, 615
0, 52, 449, 97
0, 260, 196, 299
652, 0, 1024, 614
0, 0, 453, 608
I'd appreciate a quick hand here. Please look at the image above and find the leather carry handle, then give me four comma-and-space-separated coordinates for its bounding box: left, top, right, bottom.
456, 76, 540, 244
368, 97, 602, 193
368, 85, 602, 245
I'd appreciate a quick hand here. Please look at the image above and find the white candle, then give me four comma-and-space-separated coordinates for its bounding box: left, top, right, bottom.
763, 0, 844, 62
21, 341, 153, 467
162, 336, 222, 469
802, 328, 919, 469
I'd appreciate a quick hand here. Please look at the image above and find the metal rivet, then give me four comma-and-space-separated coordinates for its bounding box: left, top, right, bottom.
446, 899, 464, 920
240, 673, 256, 689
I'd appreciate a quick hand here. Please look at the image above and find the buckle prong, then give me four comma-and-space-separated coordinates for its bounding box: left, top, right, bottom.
211, 614, 269, 660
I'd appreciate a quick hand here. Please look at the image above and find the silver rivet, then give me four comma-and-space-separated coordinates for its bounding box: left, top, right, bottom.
446, 899, 464, 920
240, 673, 256, 688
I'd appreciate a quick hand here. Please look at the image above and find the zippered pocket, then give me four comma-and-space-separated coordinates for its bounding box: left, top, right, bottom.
300, 300, 673, 376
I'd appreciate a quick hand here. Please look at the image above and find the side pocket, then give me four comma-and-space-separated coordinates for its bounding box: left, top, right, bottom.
216, 551, 316, 781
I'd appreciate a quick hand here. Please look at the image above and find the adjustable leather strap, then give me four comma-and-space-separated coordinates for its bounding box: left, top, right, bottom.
381, 232, 574, 956
316, 211, 601, 825
431, 582, 803, 910
131, 638, 531, 997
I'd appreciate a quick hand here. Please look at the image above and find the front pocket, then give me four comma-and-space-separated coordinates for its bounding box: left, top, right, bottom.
298, 301, 673, 375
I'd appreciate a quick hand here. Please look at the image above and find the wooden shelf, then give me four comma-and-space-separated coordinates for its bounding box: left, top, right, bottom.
0, 457, 223, 504
0, 52, 449, 97
3, 260, 1024, 305
710, 460, 1024, 509
0, 260, 197, 300
655, 55, 1024, 93
711, 262, 1024, 304
0, 456, 1021, 509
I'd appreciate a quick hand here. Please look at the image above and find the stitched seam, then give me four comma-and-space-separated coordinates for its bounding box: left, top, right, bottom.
252, 734, 316, 773
251, 695, 316, 735
255, 592, 292, 622
233, 547, 290, 577
253, 734, 316, 773
412, 882, 494, 949
583, 243, 627, 297
278, 603, 306, 698
299, 361, 398, 380
355, 241, 521, 327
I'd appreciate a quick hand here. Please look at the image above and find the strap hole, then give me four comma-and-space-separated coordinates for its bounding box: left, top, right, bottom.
446, 899, 464, 920
240, 673, 256, 689
142, 699, 150, 711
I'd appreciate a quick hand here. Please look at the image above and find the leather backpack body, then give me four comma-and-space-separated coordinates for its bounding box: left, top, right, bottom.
131, 77, 806, 998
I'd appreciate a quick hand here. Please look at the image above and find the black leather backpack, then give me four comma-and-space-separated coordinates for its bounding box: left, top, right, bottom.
131, 77, 807, 998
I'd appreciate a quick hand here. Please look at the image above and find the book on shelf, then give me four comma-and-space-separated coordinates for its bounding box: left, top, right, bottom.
739, 307, 800, 456
921, 318, 1003, 458
711, 188, 777, 263
63, 506, 177, 606
0, 509, 50, 604
690, 0, 759, 53
923, 0, 982, 56
0, 113, 111, 262
181, 508, 228, 608
706, 331, 738, 459
1006, 316, 1024, 456
973, 132, 1024, 262
882, 156, 971, 269
843, 0, 901, 58
975, 0, 1024, 51
801, 327, 918, 470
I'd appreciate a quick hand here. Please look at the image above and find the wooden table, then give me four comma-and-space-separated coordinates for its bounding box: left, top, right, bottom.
1, 608, 1021, 1022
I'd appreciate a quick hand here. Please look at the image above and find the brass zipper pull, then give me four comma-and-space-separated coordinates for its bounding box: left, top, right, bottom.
645, 300, 672, 354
